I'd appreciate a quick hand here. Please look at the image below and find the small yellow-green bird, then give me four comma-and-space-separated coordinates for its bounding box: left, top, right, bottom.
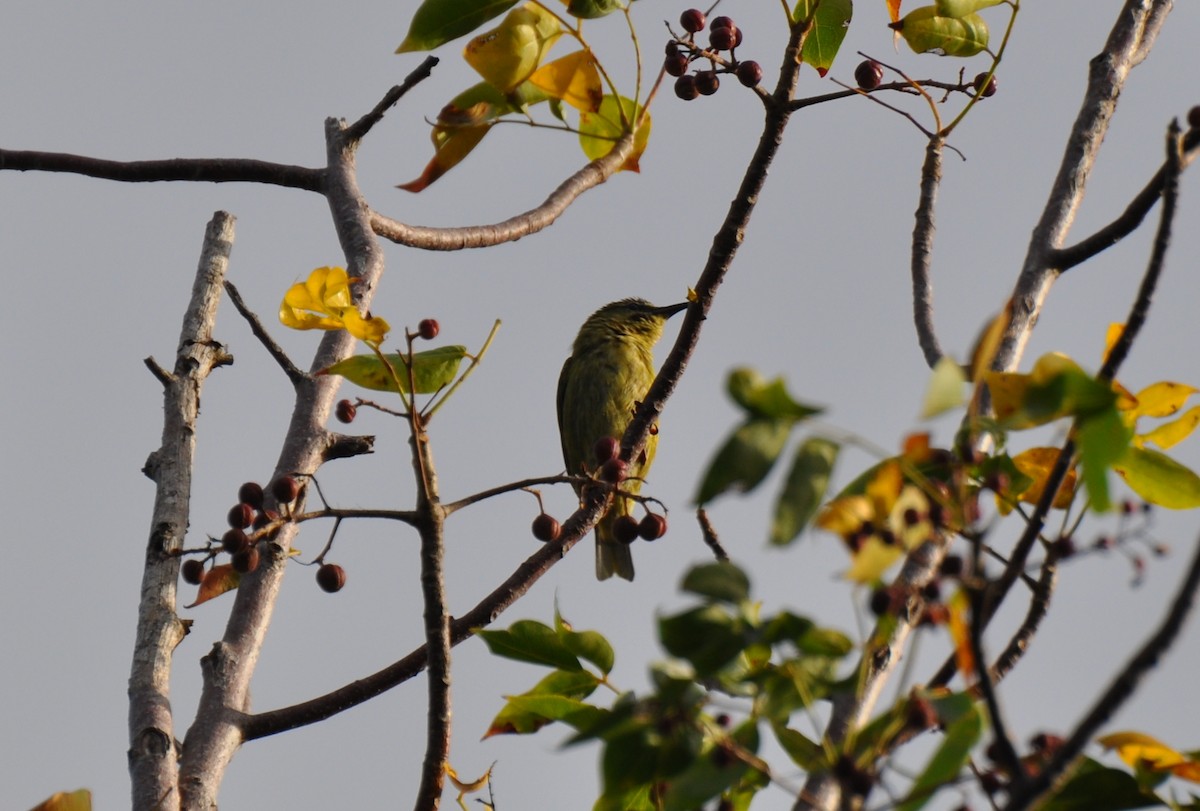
557, 298, 689, 580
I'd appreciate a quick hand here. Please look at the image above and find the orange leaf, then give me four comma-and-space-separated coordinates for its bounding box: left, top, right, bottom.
398, 123, 492, 193
1009, 447, 1077, 510
887, 0, 903, 23
947, 589, 974, 678
528, 50, 603, 112
187, 564, 240, 607
28, 790, 92, 811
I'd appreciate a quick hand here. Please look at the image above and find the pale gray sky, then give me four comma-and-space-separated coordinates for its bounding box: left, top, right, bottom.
3, 2, 1199, 809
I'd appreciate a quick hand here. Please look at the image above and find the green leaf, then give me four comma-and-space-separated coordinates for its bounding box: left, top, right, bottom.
695, 419, 793, 504
771, 721, 827, 770
502, 693, 607, 730
397, 0, 520, 52
1114, 446, 1200, 509
484, 668, 602, 736
661, 721, 761, 811
319, 345, 467, 393
935, 0, 1004, 17
793, 0, 853, 76
770, 437, 839, 546
680, 562, 751, 604
477, 619, 583, 670
920, 356, 968, 419
579, 94, 650, 171
1077, 407, 1133, 512
896, 700, 983, 811
556, 610, 616, 674
894, 6, 989, 56
1040, 757, 1162, 811
566, 0, 626, 19
726, 368, 823, 421
659, 605, 748, 677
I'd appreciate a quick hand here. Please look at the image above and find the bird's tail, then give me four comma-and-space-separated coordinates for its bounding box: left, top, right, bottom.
595, 512, 635, 581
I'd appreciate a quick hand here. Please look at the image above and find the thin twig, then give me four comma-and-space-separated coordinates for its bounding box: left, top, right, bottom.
224, 281, 308, 386
442, 475, 580, 517
696, 508, 730, 563
912, 136, 945, 368
343, 56, 439, 143
0, 150, 324, 190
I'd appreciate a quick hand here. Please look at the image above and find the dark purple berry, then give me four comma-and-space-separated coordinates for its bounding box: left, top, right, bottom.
680, 8, 706, 33
181, 559, 205, 585
335, 399, 357, 424
710, 15, 735, 31
855, 60, 883, 91
228, 503, 254, 529
613, 514, 641, 544
972, 72, 997, 97
231, 546, 260, 574
600, 458, 628, 483
665, 53, 689, 77
532, 513, 562, 543
593, 436, 620, 465
271, 476, 300, 504
417, 318, 440, 340
638, 513, 667, 541
674, 74, 699, 101
317, 563, 346, 593
736, 60, 763, 87
709, 26, 736, 51
237, 482, 264, 510
1188, 106, 1200, 130
695, 70, 720, 96
940, 554, 964, 578
665, 41, 680, 58
222, 528, 249, 555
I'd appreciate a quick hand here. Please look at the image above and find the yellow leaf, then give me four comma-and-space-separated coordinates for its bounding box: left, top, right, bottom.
528, 50, 602, 112
28, 790, 92, 811
464, 3, 561, 93
947, 589, 973, 678
279, 267, 390, 345
1103, 322, 1125, 364
1131, 382, 1198, 419
844, 536, 903, 583
1009, 447, 1077, 509
966, 308, 1008, 382
816, 494, 871, 536
1139, 406, 1200, 451
920, 355, 967, 419
398, 123, 492, 193
982, 369, 1030, 423
1099, 731, 1190, 771
866, 460, 903, 518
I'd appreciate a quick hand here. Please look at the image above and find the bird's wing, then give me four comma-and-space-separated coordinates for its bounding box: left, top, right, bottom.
556, 354, 573, 469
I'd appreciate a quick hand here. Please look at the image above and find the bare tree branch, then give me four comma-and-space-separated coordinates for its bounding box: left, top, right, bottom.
0, 150, 324, 190
344, 56, 439, 143
223, 280, 308, 386
912, 136, 945, 368
129, 211, 235, 811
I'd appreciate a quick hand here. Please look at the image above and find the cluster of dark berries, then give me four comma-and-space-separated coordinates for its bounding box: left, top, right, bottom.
180, 476, 303, 586
869, 553, 964, 625
667, 10, 763, 101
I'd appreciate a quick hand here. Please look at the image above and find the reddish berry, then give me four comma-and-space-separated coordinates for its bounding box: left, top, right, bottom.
736, 60, 763, 87
1188, 106, 1200, 130
638, 513, 668, 541
222, 528, 249, 555
855, 60, 883, 91
680, 8, 706, 33
695, 70, 720, 96
710, 15, 735, 31
317, 563, 346, 593
181, 559, 205, 585
231, 546, 260, 574
600, 458, 628, 483
709, 26, 736, 51
665, 41, 680, 58
237, 482, 264, 510
715, 713, 731, 728
593, 436, 620, 465
674, 74, 699, 101
972, 72, 997, 97
531, 513, 562, 543
613, 514, 641, 544
335, 399, 357, 424
665, 53, 689, 77
869, 587, 892, 616
271, 476, 300, 504
417, 318, 440, 340
227, 503, 254, 529
940, 554, 964, 578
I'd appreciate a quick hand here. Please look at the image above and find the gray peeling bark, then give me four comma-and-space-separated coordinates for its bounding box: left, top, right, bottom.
129, 211, 235, 811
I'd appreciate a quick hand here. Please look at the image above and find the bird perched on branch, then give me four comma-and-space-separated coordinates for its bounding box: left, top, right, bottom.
557, 298, 688, 580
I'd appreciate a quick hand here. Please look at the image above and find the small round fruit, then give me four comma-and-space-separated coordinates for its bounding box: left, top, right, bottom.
417, 318, 440, 340
680, 8, 706, 33
855, 59, 883, 91
335, 399, 357, 424
709, 26, 736, 51
674, 74, 699, 101
1189, 106, 1200, 130
222, 528, 249, 555
972, 72, 997, 97
613, 514, 641, 544
638, 513, 668, 541
736, 60, 763, 87
665, 40, 680, 58
181, 559, 205, 585
664, 53, 690, 77
695, 70, 720, 96
593, 435, 620, 465
532, 513, 562, 543
237, 481, 264, 510
710, 15, 735, 31
231, 546, 260, 574
227, 503, 254, 529
271, 476, 300, 504
317, 563, 346, 593
600, 458, 628, 483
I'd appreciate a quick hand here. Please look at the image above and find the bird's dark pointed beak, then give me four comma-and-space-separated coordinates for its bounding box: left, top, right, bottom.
657, 302, 690, 319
